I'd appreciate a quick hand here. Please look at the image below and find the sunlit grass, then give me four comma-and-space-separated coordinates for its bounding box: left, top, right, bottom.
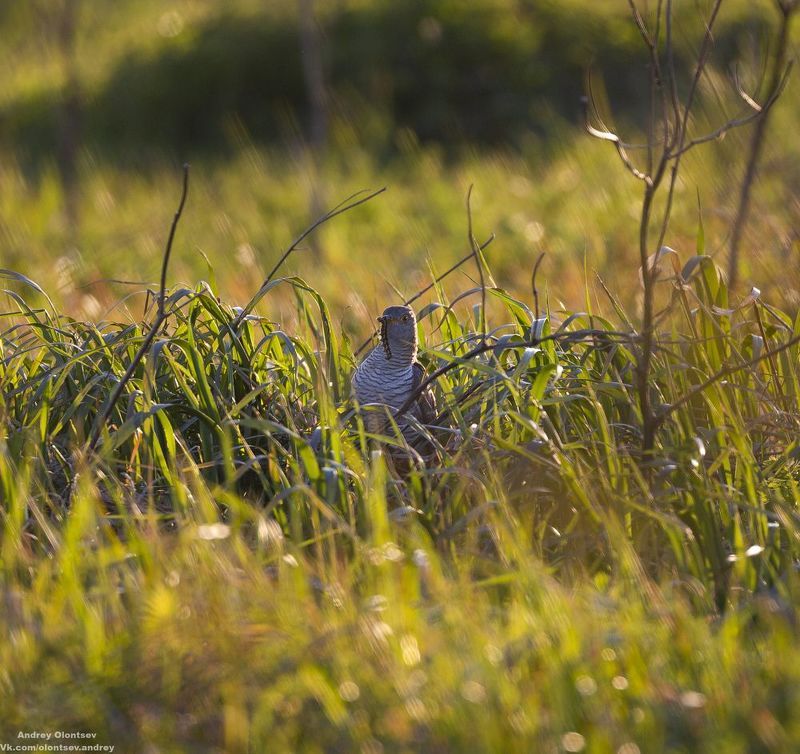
1, 225, 800, 748
1, 0, 797, 326
2, 1, 800, 750
2, 112, 798, 331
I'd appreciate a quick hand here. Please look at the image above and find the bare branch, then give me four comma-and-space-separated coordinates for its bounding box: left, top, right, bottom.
652, 0, 724, 263
665, 0, 682, 135
158, 164, 189, 321
627, 0, 655, 50
728, 0, 798, 289
393, 329, 635, 419
88, 166, 190, 454
627, 0, 670, 166
659, 330, 800, 422
671, 62, 793, 159
626, 0, 722, 459
582, 96, 652, 184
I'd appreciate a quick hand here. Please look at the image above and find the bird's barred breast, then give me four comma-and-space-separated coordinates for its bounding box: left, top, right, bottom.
353, 361, 414, 408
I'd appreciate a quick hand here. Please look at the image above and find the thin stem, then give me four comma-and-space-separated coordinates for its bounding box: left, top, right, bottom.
531, 252, 546, 324
232, 187, 386, 330
669, 63, 792, 159
352, 234, 495, 358
466, 185, 487, 340
87, 166, 190, 454
158, 164, 190, 321
728, 1, 797, 290
660, 330, 800, 421
393, 329, 635, 418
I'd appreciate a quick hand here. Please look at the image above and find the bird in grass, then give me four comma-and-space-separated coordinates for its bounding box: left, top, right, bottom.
352, 305, 437, 447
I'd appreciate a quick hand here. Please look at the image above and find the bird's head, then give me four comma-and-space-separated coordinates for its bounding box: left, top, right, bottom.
378, 305, 417, 362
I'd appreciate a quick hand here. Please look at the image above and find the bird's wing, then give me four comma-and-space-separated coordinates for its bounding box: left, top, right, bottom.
411, 361, 437, 425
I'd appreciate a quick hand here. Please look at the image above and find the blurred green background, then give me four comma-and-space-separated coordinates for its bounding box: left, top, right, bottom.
0, 0, 797, 325
3, 6, 800, 750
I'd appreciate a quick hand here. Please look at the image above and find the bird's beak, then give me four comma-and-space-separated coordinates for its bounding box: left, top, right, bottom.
377, 315, 386, 323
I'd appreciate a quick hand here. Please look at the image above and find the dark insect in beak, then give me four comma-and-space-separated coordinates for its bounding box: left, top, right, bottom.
379, 316, 392, 359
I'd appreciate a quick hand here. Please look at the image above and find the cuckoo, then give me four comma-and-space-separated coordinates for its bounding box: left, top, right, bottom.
352, 305, 437, 445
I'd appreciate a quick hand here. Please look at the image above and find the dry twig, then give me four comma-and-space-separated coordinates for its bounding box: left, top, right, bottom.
231, 187, 386, 330
88, 164, 190, 454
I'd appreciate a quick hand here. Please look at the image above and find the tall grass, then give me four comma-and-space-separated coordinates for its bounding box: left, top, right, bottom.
2, 2, 800, 749
1, 197, 799, 748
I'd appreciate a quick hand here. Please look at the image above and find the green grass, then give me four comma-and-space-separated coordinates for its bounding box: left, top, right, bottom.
1, 213, 800, 749
2, 113, 799, 326
1, 0, 798, 322
2, 1, 800, 751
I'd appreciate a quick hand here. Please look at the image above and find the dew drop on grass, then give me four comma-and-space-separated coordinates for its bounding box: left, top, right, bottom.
400, 634, 421, 666
157, 10, 184, 37
525, 221, 545, 243
680, 690, 707, 709
389, 506, 419, 523
460, 680, 487, 704
361, 737, 384, 754
365, 594, 388, 612
404, 697, 428, 721
367, 620, 393, 645
383, 542, 404, 562
484, 643, 503, 665
508, 708, 531, 733
412, 549, 430, 569
561, 732, 586, 752
197, 523, 230, 540
258, 518, 284, 549
693, 437, 706, 457
338, 681, 360, 702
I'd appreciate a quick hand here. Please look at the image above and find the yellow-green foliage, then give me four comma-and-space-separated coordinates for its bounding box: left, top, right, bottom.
2, 1, 800, 750
0, 0, 798, 321
1, 238, 800, 749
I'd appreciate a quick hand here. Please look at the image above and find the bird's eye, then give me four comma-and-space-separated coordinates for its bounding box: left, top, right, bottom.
401, 314, 409, 322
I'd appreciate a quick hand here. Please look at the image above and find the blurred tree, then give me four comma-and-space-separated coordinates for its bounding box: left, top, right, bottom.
298, 0, 329, 257
728, 0, 798, 290
0, 0, 779, 166
34, 0, 83, 233
299, 0, 328, 153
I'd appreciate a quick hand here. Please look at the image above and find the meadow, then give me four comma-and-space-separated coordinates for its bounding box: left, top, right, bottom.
2, 1, 800, 752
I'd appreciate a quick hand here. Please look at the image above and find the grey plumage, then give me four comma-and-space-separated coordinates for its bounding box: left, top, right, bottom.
352, 305, 436, 440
